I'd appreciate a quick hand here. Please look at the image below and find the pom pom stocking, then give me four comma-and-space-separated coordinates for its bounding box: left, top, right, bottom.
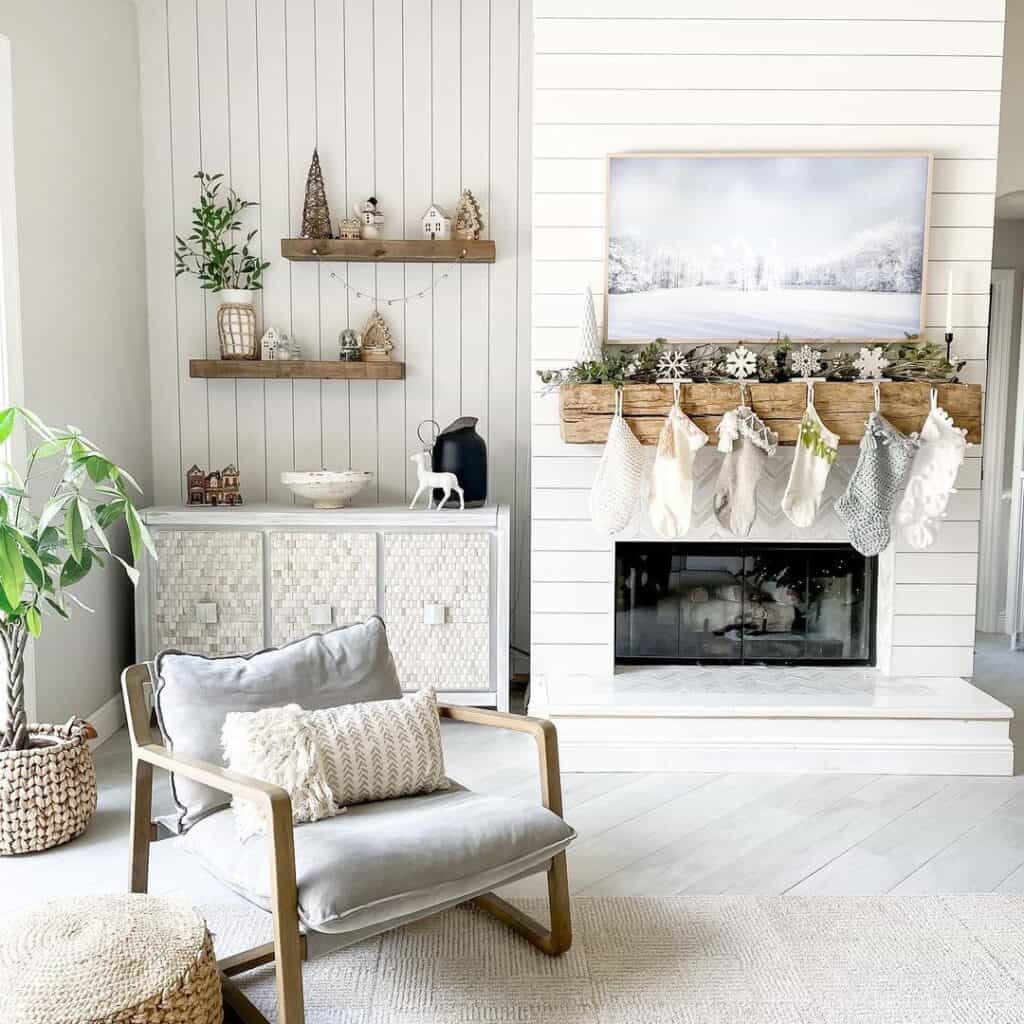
713, 407, 777, 537
649, 405, 708, 538
834, 412, 918, 556
896, 401, 967, 550
781, 403, 839, 529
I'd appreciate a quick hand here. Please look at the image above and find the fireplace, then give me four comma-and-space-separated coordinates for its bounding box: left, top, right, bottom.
615, 543, 876, 666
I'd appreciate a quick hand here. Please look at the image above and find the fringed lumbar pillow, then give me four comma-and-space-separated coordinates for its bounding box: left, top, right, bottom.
222, 703, 339, 838
222, 688, 448, 837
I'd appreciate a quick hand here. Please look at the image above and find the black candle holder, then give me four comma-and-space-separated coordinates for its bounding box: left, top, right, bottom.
944, 331, 954, 363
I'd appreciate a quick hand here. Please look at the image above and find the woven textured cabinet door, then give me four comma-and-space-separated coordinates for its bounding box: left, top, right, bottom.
269, 531, 377, 646
383, 532, 490, 690
153, 531, 263, 655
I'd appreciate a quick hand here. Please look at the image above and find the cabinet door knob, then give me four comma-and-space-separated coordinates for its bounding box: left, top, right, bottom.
310, 604, 334, 626
195, 602, 218, 624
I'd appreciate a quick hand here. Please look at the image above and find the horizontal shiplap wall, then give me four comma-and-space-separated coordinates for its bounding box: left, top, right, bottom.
531, 0, 1003, 680
137, 0, 532, 654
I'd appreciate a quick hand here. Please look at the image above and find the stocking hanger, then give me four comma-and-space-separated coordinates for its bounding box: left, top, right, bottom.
929, 386, 938, 410
738, 380, 749, 408
805, 379, 815, 407
672, 381, 682, 407
872, 380, 881, 413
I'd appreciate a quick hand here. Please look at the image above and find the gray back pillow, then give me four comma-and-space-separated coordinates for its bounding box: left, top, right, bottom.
154, 617, 402, 832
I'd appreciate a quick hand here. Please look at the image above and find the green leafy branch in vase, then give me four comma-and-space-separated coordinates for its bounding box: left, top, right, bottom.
0, 407, 155, 752
174, 171, 271, 292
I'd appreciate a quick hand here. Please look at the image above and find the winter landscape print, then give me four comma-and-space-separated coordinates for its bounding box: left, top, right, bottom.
606, 154, 931, 342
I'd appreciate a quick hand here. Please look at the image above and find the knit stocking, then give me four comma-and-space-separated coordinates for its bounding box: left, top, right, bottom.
649, 405, 707, 538
781, 403, 839, 529
895, 402, 967, 550
834, 412, 918, 556
713, 407, 778, 537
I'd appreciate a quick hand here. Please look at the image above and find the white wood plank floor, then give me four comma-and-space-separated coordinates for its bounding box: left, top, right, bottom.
3, 633, 1023, 916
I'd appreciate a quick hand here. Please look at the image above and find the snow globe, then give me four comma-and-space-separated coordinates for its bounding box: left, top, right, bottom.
338, 328, 362, 362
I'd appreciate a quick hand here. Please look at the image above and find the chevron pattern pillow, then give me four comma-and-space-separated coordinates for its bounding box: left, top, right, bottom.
222, 689, 448, 836
308, 688, 449, 808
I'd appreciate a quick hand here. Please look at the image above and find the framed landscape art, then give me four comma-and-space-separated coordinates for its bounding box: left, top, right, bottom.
605, 152, 932, 344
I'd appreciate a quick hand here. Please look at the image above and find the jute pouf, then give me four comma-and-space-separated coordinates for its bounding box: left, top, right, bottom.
0, 720, 97, 855
0, 894, 223, 1024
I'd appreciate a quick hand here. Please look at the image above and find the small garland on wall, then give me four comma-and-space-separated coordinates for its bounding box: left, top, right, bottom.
327, 257, 465, 307
537, 335, 965, 390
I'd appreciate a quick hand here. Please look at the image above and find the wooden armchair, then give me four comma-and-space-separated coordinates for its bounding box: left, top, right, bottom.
122, 664, 572, 1024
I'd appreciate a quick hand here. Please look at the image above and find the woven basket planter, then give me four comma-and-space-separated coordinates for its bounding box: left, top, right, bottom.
217, 289, 258, 360
0, 721, 97, 855
0, 895, 223, 1024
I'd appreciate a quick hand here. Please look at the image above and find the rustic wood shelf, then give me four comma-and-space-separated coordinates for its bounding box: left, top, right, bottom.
190, 359, 404, 381
559, 381, 982, 446
280, 238, 496, 263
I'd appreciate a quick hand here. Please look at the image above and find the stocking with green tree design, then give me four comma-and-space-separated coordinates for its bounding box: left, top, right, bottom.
781, 403, 839, 529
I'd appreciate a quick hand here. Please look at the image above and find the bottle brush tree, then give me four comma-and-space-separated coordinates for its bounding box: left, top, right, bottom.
0, 407, 154, 752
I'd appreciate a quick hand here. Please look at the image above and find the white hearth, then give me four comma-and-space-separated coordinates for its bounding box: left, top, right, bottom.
528, 666, 1013, 776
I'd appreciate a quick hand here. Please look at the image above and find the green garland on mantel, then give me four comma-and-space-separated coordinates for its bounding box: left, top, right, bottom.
537, 336, 965, 389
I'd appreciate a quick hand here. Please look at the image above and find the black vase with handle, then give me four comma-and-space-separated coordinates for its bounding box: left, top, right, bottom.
432, 416, 487, 508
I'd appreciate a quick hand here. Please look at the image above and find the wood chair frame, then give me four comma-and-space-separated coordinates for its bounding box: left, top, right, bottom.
121, 664, 572, 1024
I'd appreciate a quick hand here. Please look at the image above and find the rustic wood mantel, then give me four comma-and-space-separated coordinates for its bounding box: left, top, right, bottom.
558, 381, 982, 446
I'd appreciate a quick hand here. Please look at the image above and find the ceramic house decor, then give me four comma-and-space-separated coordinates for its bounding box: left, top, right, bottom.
186, 464, 243, 506
421, 204, 452, 241
453, 189, 483, 241
361, 311, 393, 362
337, 217, 362, 240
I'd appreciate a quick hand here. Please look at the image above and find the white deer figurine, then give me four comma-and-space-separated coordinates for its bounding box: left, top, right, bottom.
409, 451, 464, 510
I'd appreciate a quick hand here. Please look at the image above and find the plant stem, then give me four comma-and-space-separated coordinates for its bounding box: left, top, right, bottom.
0, 623, 27, 751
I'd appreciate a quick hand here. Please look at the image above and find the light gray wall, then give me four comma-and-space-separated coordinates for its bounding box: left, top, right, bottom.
0, 0, 152, 723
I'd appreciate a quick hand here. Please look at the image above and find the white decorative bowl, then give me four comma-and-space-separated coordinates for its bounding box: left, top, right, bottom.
280, 470, 373, 508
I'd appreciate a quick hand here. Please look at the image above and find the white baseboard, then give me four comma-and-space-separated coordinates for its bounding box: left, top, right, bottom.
86, 692, 125, 749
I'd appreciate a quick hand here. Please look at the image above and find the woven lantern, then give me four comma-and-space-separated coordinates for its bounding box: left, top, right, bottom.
216, 290, 258, 360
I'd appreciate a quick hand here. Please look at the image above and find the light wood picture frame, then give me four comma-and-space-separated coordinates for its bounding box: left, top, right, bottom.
603, 151, 934, 346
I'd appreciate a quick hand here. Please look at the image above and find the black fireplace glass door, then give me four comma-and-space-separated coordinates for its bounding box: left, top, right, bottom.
615, 543, 875, 666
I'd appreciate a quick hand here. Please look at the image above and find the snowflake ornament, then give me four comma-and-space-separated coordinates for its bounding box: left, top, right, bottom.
853, 346, 890, 381
790, 344, 824, 379
725, 345, 757, 380
656, 347, 692, 382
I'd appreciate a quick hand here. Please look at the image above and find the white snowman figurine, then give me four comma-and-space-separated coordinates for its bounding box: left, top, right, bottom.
353, 197, 384, 240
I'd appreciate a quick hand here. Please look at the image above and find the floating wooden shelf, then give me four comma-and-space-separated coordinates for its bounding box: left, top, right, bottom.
280, 238, 496, 263
190, 359, 404, 380
559, 381, 982, 446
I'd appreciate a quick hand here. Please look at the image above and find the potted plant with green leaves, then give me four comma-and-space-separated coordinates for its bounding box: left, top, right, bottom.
0, 406, 153, 855
174, 171, 271, 360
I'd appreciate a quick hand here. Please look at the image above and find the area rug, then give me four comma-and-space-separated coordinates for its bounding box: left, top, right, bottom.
205, 895, 1024, 1023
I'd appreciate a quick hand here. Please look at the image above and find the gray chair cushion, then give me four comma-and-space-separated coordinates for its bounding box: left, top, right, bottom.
178, 785, 575, 937
154, 618, 402, 832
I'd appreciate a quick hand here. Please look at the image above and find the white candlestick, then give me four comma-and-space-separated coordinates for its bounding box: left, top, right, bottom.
945, 270, 953, 334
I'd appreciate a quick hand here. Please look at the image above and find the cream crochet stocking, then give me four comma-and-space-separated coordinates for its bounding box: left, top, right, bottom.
895, 400, 967, 550
649, 405, 708, 538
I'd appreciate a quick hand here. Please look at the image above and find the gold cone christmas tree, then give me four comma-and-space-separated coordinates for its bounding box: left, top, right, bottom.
453, 189, 484, 240
301, 149, 333, 239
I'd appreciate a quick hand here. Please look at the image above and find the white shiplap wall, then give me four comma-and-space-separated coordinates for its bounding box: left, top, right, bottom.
136, 0, 532, 651
531, 0, 1003, 680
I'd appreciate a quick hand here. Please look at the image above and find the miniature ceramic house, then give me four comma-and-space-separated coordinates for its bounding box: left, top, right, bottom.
361, 310, 393, 362
353, 198, 383, 239
220, 464, 243, 505
421, 204, 452, 241
186, 465, 206, 505
204, 470, 223, 506
260, 327, 281, 361
337, 217, 362, 240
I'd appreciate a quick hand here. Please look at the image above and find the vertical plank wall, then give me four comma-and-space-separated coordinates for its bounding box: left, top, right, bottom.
136, 0, 532, 655
531, 0, 1005, 680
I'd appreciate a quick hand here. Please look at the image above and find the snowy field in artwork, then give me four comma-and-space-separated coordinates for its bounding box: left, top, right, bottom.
608, 287, 921, 341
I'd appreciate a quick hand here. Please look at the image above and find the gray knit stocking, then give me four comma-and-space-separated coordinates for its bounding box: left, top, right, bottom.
834, 412, 918, 556
713, 435, 767, 537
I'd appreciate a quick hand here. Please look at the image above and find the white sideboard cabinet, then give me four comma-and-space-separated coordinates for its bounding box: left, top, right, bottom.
135, 504, 511, 710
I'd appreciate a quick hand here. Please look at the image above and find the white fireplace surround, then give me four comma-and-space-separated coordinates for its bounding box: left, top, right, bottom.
528, 447, 1012, 776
